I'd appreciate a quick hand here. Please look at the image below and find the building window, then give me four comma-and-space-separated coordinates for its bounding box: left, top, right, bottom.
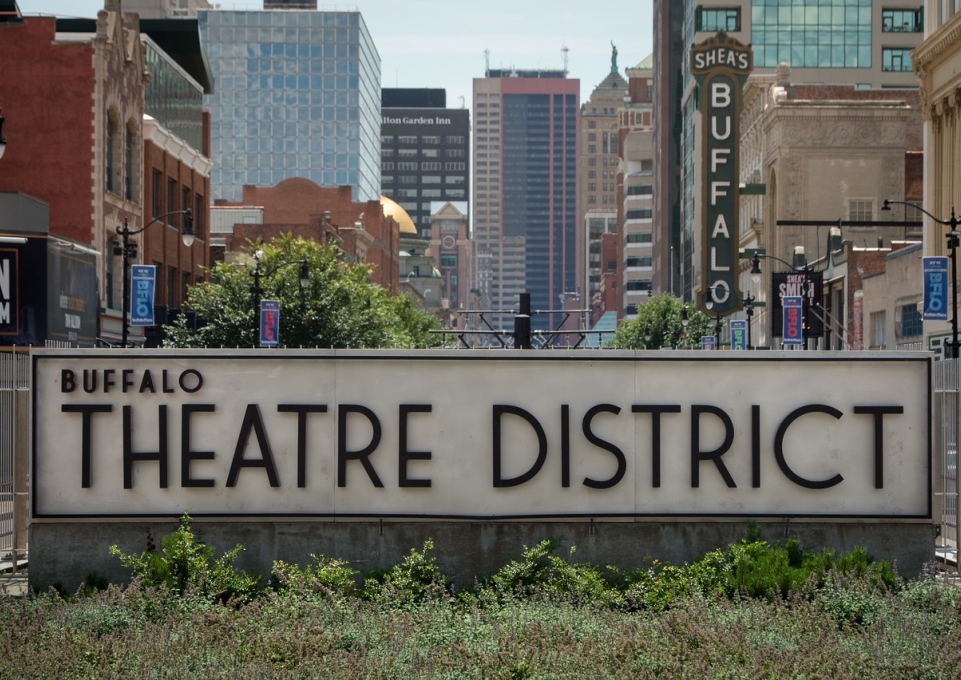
423, 136, 440, 144
625, 232, 653, 244
382, 175, 394, 184
697, 7, 740, 32
588, 133, 596, 142
423, 149, 440, 158
626, 209, 652, 220
626, 184, 653, 196
398, 162, 418, 170
446, 189, 465, 198
849, 200, 873, 222
124, 124, 135, 201
422, 162, 442, 171
588, 170, 596, 179
167, 178, 177, 220
446, 176, 465, 184
588, 145, 596, 154
397, 189, 418, 198
882, 48, 913, 71
897, 303, 923, 337
588, 196, 597, 204
399, 175, 418, 184
382, 149, 394, 157
446, 162, 465, 171
195, 194, 204, 241
398, 149, 418, 157
625, 280, 652, 291
588, 183, 596, 192
446, 149, 465, 158
382, 162, 395, 171
398, 135, 418, 144
752, 1, 871, 68
871, 310, 886, 349
446, 136, 465, 144
151, 170, 162, 218
440, 254, 457, 267
422, 189, 441, 198
106, 115, 116, 194
882, 9, 923, 33
422, 175, 441, 184
625, 256, 652, 268
588, 158, 596, 167
182, 186, 191, 223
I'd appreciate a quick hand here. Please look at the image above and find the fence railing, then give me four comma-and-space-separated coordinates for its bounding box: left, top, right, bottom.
0, 348, 28, 572
935, 358, 959, 550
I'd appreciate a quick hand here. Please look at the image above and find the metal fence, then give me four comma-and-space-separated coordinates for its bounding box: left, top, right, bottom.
0, 349, 28, 572
934, 358, 959, 549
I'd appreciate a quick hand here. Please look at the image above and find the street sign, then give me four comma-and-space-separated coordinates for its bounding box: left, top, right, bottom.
129, 265, 156, 327
730, 319, 746, 350
701, 335, 715, 351
260, 300, 280, 347
923, 257, 949, 321
782, 296, 803, 346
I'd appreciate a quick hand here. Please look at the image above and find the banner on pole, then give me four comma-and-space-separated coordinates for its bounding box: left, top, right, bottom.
730, 319, 746, 350
923, 257, 949, 321
129, 265, 156, 327
782, 296, 803, 346
260, 300, 280, 347
701, 336, 715, 351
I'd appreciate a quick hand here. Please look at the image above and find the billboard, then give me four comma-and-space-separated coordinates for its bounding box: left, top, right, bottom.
771, 271, 823, 338
34, 350, 930, 520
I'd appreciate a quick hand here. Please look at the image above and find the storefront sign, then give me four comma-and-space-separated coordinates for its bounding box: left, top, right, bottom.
783, 297, 803, 346
771, 271, 823, 338
260, 300, 279, 348
691, 32, 753, 316
923, 257, 949, 321
730, 320, 746, 350
0, 248, 17, 335
130, 266, 156, 327
33, 350, 930, 520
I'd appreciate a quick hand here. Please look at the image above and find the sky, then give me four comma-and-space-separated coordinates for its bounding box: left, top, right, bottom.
16, 1, 655, 108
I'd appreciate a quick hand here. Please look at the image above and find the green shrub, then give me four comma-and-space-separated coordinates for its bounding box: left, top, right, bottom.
273, 554, 358, 599
109, 511, 260, 603
362, 539, 448, 606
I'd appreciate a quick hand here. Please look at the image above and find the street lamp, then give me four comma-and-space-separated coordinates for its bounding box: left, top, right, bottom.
671, 307, 690, 349
0, 106, 7, 161
883, 199, 959, 358
117, 209, 193, 348
248, 250, 310, 341
703, 284, 756, 349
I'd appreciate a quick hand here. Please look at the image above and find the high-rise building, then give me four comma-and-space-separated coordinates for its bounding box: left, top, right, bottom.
472, 69, 579, 336
654, 0, 924, 303
199, 8, 381, 204
380, 88, 470, 235
580, 49, 627, 312
123, 0, 212, 18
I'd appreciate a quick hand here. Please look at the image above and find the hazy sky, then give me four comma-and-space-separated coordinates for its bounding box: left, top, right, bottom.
16, 1, 655, 108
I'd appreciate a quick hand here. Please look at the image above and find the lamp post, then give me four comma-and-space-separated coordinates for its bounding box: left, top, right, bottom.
117, 209, 193, 348
703, 287, 756, 349
248, 250, 310, 342
671, 306, 690, 349
883, 199, 959, 358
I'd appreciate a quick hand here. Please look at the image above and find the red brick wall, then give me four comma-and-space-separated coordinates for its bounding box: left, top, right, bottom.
0, 18, 96, 244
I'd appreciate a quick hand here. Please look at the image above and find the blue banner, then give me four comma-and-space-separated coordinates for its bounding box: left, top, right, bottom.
730, 319, 746, 350
923, 256, 949, 321
130, 265, 156, 327
782, 296, 803, 346
701, 336, 715, 351
260, 300, 280, 347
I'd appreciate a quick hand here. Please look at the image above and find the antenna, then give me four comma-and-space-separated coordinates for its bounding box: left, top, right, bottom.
562, 44, 569, 74
458, 96, 465, 109
484, 48, 490, 75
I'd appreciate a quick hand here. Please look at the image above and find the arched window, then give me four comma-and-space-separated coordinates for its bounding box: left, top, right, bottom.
105, 114, 116, 193
124, 122, 135, 201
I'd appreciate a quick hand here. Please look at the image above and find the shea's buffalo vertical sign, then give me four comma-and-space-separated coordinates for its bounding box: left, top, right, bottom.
32, 350, 930, 519
691, 32, 753, 315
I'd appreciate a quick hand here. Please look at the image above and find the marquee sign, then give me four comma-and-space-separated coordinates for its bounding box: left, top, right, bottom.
691, 32, 753, 316
32, 350, 930, 520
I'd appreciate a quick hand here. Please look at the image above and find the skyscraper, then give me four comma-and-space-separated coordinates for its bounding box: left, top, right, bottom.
472, 69, 579, 336
199, 8, 381, 204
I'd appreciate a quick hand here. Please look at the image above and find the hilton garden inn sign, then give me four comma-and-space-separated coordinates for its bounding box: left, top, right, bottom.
33, 350, 930, 520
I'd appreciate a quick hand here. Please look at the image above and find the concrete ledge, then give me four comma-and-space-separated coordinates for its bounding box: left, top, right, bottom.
29, 520, 937, 593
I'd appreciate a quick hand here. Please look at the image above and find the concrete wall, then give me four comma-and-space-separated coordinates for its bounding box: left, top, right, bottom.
30, 519, 935, 593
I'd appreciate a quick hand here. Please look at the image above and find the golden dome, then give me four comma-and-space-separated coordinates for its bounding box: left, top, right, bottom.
380, 196, 418, 235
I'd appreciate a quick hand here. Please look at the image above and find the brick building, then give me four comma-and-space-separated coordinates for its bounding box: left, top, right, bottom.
218, 180, 401, 294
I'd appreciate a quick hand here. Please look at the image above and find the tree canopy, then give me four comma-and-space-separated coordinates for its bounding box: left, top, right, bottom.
164, 235, 447, 349
607, 293, 715, 349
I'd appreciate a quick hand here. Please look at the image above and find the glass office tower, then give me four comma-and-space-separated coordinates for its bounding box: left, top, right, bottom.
199, 10, 381, 203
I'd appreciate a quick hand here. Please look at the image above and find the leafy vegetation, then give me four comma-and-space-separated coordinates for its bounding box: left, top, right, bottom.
2, 518, 956, 678
164, 235, 447, 349
607, 292, 715, 349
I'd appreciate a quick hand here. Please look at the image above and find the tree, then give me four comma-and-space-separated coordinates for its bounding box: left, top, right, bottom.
607, 293, 714, 349
164, 235, 447, 349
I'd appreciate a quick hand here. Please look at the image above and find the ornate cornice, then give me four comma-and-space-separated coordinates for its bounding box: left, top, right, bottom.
912, 13, 961, 73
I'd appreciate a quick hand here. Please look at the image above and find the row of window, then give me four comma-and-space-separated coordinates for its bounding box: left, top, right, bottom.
382, 175, 466, 185
382, 148, 465, 158
383, 162, 466, 171
382, 135, 466, 145
383, 188, 465, 198
105, 115, 138, 202
150, 170, 205, 238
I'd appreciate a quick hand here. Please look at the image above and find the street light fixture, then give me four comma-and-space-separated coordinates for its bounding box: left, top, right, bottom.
117, 209, 193, 348
883, 199, 959, 358
248, 251, 310, 341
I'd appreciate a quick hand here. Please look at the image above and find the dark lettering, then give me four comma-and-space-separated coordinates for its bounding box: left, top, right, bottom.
82, 369, 97, 393
853, 406, 904, 489
182, 404, 216, 487
139, 370, 155, 393
179, 369, 203, 394
123, 405, 168, 489
337, 405, 383, 488
774, 404, 844, 489
61, 369, 75, 393
226, 404, 280, 487
103, 369, 115, 393
122, 369, 134, 393
582, 404, 626, 489
162, 369, 175, 393
61, 404, 112, 488
752, 405, 761, 488
691, 405, 736, 488
493, 405, 547, 488
561, 404, 571, 487
399, 404, 432, 488
278, 404, 328, 488
632, 404, 682, 488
